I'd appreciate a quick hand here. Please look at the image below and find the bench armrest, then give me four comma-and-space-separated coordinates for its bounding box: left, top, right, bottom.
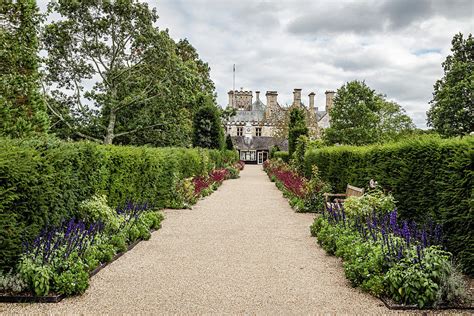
323, 193, 347, 197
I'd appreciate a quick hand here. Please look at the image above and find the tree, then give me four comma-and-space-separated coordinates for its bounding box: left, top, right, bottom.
427, 33, 474, 137
43, 1, 215, 146
0, 0, 49, 138
288, 107, 308, 157
323, 80, 414, 145
379, 100, 416, 141
225, 134, 234, 150
192, 96, 224, 149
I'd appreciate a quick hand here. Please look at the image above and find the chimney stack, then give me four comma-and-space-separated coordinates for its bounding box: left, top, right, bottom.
265, 91, 278, 118
293, 88, 302, 107
308, 92, 315, 110
228, 90, 234, 108
325, 90, 335, 112
255, 91, 260, 101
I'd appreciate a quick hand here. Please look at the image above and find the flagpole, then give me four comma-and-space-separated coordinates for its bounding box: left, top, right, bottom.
233, 64, 235, 108
233, 64, 235, 92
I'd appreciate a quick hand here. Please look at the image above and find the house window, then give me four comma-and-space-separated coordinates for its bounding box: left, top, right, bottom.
237, 127, 243, 136
255, 127, 262, 136
240, 150, 256, 161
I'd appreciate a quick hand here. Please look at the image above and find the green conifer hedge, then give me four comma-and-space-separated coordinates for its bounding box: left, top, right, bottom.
304, 136, 473, 275
0, 137, 237, 271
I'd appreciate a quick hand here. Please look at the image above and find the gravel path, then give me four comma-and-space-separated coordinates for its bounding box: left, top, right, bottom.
2, 165, 392, 314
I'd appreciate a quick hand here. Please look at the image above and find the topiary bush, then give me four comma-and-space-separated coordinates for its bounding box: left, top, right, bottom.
305, 135, 473, 275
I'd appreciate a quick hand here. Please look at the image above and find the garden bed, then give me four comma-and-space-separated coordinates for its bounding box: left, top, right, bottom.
0, 228, 158, 303
263, 159, 329, 213
380, 297, 473, 311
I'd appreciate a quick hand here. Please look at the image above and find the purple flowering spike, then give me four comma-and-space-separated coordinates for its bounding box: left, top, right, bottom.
416, 244, 422, 263
402, 221, 410, 246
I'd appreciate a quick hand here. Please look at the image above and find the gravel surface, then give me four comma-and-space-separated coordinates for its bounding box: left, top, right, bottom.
2, 165, 402, 314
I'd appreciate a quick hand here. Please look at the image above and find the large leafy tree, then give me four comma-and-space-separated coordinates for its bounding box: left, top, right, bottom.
43, 0, 214, 146
427, 33, 473, 137
288, 107, 308, 157
0, 0, 49, 138
192, 96, 224, 150
323, 80, 414, 145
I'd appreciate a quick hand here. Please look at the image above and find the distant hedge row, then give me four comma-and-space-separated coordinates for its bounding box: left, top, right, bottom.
0, 137, 238, 271
304, 136, 473, 275
273, 151, 290, 163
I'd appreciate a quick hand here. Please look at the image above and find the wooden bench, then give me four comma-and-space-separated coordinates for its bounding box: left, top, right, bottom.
324, 184, 364, 212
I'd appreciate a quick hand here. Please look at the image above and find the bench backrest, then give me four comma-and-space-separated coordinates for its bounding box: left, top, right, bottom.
346, 184, 364, 197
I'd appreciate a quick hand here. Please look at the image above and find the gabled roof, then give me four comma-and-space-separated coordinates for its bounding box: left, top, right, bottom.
232, 136, 288, 151
251, 99, 265, 111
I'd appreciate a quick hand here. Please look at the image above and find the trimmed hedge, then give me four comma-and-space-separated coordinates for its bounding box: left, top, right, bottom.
0, 137, 237, 271
304, 136, 473, 275
273, 151, 290, 163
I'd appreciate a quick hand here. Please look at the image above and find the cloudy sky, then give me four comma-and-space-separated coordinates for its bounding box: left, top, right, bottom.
38, 0, 473, 127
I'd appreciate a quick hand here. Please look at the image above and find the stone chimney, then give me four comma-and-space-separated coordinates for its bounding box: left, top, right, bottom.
308, 92, 315, 110
255, 91, 260, 101
325, 90, 335, 112
228, 90, 234, 108
265, 91, 278, 118
293, 88, 302, 107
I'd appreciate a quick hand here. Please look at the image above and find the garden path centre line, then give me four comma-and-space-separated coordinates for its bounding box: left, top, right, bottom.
1, 165, 390, 314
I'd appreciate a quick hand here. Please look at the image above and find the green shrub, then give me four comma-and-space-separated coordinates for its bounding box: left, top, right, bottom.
288, 107, 308, 157
344, 190, 395, 219
310, 216, 324, 237
78, 195, 120, 231
0, 271, 28, 293
305, 135, 473, 275
270, 145, 280, 158
385, 246, 452, 308
0, 136, 237, 272
52, 254, 89, 295
303, 166, 331, 213
292, 135, 308, 175
18, 257, 52, 296
273, 151, 289, 163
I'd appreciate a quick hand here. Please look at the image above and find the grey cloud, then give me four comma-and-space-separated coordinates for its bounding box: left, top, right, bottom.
287, 0, 472, 35
287, 2, 384, 35
381, 0, 432, 29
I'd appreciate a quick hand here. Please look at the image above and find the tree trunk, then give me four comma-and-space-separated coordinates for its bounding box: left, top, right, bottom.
104, 109, 116, 144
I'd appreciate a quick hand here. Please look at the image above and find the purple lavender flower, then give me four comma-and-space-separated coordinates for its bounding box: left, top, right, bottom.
389, 209, 398, 234
402, 220, 410, 246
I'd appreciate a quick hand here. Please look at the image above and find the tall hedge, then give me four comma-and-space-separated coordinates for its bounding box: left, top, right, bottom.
0, 137, 237, 271
305, 136, 473, 275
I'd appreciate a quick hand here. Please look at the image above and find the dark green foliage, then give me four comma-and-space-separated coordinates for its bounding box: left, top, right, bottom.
323, 81, 414, 145
288, 108, 308, 157
292, 135, 308, 175
427, 33, 474, 137
0, 0, 49, 137
0, 137, 237, 271
225, 134, 234, 150
273, 151, 290, 163
305, 135, 474, 275
192, 101, 225, 149
270, 145, 280, 158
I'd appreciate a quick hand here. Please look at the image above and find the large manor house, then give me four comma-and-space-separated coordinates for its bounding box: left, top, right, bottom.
224, 88, 335, 164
